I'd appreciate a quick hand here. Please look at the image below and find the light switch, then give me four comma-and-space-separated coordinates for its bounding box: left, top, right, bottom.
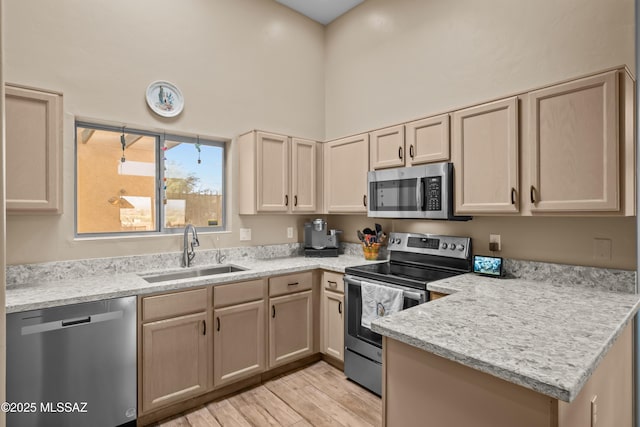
240, 228, 252, 241
287, 227, 294, 239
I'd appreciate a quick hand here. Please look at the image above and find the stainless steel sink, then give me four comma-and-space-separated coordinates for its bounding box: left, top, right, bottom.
141, 265, 247, 283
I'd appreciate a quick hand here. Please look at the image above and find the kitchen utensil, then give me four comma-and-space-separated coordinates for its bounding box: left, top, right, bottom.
375, 223, 382, 235
363, 227, 374, 235
357, 230, 368, 246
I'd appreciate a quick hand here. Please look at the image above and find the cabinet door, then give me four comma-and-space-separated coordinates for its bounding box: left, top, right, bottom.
257, 131, 289, 212
324, 134, 369, 213
142, 312, 208, 413
291, 138, 317, 212
6, 85, 62, 214
213, 300, 265, 388
370, 125, 405, 170
452, 97, 519, 214
406, 114, 450, 165
322, 289, 344, 361
268, 290, 313, 368
528, 71, 619, 212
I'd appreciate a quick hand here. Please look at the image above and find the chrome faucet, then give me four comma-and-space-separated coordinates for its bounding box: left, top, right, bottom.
182, 224, 199, 267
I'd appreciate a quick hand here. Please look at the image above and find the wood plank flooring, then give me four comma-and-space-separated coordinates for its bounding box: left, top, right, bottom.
154, 361, 382, 427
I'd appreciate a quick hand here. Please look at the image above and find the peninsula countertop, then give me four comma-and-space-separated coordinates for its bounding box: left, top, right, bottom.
6, 254, 375, 313
371, 273, 640, 402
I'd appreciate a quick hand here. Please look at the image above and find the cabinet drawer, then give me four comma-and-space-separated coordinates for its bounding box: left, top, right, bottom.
214, 279, 266, 308
322, 271, 344, 293
269, 272, 313, 297
141, 288, 208, 322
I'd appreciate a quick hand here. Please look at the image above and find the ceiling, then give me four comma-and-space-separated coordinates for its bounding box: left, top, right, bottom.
275, 0, 365, 25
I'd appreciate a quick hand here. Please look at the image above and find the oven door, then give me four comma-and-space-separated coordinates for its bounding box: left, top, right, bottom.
344, 275, 427, 363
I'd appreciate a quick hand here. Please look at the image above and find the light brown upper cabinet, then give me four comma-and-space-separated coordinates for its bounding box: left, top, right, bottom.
6, 84, 62, 214
527, 71, 619, 213
324, 133, 369, 213
370, 125, 406, 169
405, 114, 450, 165
370, 115, 450, 171
238, 130, 318, 214
452, 97, 519, 214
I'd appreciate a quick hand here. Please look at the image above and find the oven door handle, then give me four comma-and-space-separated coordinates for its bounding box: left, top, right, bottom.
402, 290, 424, 302
416, 178, 423, 211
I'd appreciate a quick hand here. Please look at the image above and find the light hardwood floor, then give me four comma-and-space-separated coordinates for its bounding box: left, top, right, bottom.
154, 361, 382, 427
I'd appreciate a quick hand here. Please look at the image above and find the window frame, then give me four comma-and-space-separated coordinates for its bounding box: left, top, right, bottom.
74, 121, 227, 237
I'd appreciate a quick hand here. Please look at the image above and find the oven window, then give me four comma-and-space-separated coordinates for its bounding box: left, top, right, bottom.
346, 282, 421, 347
369, 179, 421, 211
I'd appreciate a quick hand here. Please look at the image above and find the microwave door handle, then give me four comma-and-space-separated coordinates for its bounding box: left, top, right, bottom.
416, 178, 423, 211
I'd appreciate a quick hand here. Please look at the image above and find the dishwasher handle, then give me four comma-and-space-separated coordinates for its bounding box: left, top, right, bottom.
61, 316, 91, 327
21, 310, 123, 336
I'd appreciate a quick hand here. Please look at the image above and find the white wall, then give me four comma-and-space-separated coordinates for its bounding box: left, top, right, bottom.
325, 0, 635, 139
4, 0, 325, 264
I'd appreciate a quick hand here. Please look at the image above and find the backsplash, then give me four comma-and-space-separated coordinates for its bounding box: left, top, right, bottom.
6, 242, 367, 286
504, 259, 637, 294
6, 242, 635, 293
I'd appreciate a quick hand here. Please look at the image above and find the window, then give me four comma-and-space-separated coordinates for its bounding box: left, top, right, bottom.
75, 122, 225, 236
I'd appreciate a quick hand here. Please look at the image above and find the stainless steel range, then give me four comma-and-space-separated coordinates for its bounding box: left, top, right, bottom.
344, 232, 472, 395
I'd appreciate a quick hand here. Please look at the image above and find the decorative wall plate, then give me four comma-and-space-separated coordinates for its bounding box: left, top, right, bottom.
145, 81, 184, 118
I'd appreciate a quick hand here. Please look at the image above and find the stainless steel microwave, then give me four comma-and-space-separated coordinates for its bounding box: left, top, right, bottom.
367, 162, 471, 220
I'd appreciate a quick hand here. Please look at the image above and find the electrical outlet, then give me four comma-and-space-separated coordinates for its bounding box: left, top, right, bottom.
591, 395, 598, 427
593, 238, 612, 260
239, 228, 252, 241
287, 227, 294, 239
489, 234, 501, 252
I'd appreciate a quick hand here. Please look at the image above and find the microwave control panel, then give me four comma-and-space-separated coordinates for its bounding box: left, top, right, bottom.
425, 176, 442, 211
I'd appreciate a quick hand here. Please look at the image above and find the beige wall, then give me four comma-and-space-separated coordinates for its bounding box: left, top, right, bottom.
330, 215, 636, 270
325, 0, 635, 140
325, 0, 636, 270
4, 0, 637, 270
4, 0, 325, 264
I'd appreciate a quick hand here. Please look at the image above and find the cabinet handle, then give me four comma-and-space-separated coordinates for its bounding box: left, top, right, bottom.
272, 305, 276, 318
202, 320, 207, 336
530, 185, 536, 204
288, 282, 299, 286
338, 301, 342, 314
363, 195, 367, 207
327, 280, 337, 287
398, 146, 403, 160
285, 195, 289, 206
510, 188, 516, 205
216, 317, 220, 332
409, 145, 414, 158
294, 195, 298, 207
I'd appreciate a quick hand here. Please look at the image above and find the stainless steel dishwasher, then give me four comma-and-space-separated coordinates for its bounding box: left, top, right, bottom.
7, 296, 137, 427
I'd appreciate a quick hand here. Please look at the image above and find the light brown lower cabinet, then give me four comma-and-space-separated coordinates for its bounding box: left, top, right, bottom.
269, 290, 314, 368
383, 324, 632, 427
141, 312, 208, 413
322, 289, 344, 361
213, 299, 265, 388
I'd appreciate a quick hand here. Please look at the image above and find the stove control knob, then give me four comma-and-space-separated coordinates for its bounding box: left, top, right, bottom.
395, 238, 402, 245
441, 243, 448, 249
449, 243, 456, 250
458, 244, 465, 251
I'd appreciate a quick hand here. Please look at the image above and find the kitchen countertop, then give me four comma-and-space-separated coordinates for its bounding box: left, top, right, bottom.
371, 273, 640, 402
6, 255, 375, 313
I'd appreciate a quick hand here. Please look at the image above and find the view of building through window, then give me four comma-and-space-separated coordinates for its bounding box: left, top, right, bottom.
76, 124, 225, 235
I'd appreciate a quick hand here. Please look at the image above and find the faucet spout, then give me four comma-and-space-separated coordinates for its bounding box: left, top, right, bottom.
182, 224, 199, 267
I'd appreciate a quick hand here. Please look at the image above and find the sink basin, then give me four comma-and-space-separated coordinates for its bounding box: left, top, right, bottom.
142, 265, 247, 283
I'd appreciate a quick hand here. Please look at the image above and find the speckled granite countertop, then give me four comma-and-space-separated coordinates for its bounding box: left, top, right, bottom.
6, 255, 374, 313
372, 273, 640, 402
